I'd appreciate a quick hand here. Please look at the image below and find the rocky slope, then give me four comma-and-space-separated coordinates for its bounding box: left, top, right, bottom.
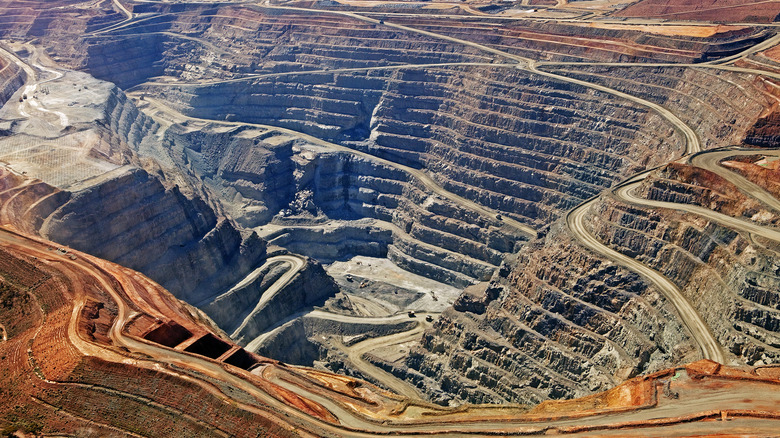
399, 154, 780, 406
201, 253, 339, 346
0, 49, 24, 106
545, 65, 778, 150
151, 65, 680, 229
0, 48, 332, 326
160, 123, 520, 286
615, 0, 780, 22
3, 219, 779, 437
2, 0, 780, 416
383, 17, 773, 63
40, 167, 268, 303
399, 224, 696, 405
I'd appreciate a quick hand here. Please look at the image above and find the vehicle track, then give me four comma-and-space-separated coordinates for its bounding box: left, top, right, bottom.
137, 95, 537, 239
342, 313, 436, 400
128, 0, 731, 368
10, 2, 780, 431
689, 148, 780, 212
227, 255, 306, 339
566, 193, 726, 363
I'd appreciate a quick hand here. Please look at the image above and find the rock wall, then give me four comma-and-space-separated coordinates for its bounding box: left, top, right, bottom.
85, 34, 168, 91
403, 159, 780, 406
548, 66, 776, 150
400, 224, 694, 406
385, 17, 772, 62
153, 66, 680, 230
40, 167, 267, 303
592, 164, 780, 363
0, 65, 273, 306
162, 124, 521, 286
0, 52, 25, 107
205, 257, 339, 346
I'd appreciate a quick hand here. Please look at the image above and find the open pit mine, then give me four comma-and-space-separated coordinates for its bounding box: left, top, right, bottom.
2, 0, 780, 436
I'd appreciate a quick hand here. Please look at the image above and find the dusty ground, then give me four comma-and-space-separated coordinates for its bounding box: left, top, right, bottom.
327, 255, 463, 314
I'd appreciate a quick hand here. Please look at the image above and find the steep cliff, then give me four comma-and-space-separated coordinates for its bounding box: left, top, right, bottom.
0, 61, 290, 307
0, 50, 24, 107
40, 167, 267, 303
151, 65, 681, 230
403, 155, 780, 406
160, 123, 522, 286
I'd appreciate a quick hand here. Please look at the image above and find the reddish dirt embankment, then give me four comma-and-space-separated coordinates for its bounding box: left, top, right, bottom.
615, 0, 780, 22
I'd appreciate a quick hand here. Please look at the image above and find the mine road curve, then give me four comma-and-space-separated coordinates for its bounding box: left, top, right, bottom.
6, 4, 780, 433
112, 0, 134, 20
689, 148, 780, 212
242, 308, 438, 353
702, 32, 780, 65
4, 227, 751, 436
345, 322, 429, 399
0, 45, 68, 127
341, 311, 437, 400
245, 308, 440, 400
614, 180, 780, 243
0, 228, 374, 435
566, 196, 727, 364
0, 226, 556, 435
249, 1, 730, 364
195, 254, 305, 309
258, 1, 703, 157
135, 2, 726, 365
227, 254, 306, 339
526, 60, 702, 156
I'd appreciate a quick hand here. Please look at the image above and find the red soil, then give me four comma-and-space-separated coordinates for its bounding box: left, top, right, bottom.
1, 172, 779, 436
721, 159, 780, 199
615, 0, 780, 22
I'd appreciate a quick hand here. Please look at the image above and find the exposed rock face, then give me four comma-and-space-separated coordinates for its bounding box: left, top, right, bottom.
745, 111, 780, 148
384, 17, 773, 63
165, 125, 299, 226
41, 167, 267, 303
621, 164, 780, 363
203, 255, 339, 346
401, 223, 694, 406
0, 52, 25, 106
85, 34, 167, 90
161, 124, 522, 286
641, 163, 778, 225
615, 0, 780, 22
35, 4, 492, 89
547, 66, 776, 150
403, 156, 780, 406
0, 63, 273, 305
255, 318, 322, 366
0, 168, 68, 234
152, 66, 680, 230
3, 0, 780, 415
255, 311, 417, 370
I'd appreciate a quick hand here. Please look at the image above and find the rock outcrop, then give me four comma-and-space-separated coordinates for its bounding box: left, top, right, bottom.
3, 0, 780, 415
150, 65, 681, 230
161, 123, 522, 286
